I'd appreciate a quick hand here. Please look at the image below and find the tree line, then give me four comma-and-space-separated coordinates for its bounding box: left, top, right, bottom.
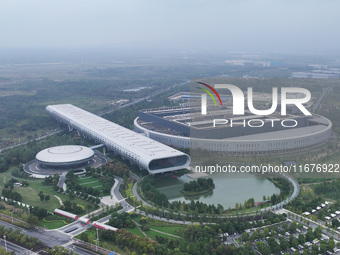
182, 178, 215, 193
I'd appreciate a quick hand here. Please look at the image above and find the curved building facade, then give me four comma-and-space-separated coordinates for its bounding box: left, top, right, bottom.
134, 108, 332, 156
36, 145, 94, 167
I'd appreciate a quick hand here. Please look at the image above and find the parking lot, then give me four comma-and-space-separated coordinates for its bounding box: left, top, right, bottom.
220, 219, 340, 254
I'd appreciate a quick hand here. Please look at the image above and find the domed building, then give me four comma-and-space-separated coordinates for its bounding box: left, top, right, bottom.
35, 145, 95, 168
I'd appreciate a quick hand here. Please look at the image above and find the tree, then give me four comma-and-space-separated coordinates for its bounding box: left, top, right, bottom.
289, 221, 297, 233
45, 195, 50, 202
263, 227, 270, 236
298, 233, 305, 245
320, 243, 327, 254
332, 219, 340, 227
314, 226, 322, 239
39, 192, 44, 201
327, 237, 335, 251
79, 232, 89, 242
241, 232, 249, 241
291, 238, 299, 247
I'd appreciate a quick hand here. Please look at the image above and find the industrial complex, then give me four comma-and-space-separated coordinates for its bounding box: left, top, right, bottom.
46, 104, 190, 174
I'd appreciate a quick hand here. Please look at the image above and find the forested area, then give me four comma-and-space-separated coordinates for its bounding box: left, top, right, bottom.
312, 180, 340, 200
2, 189, 22, 201
0, 59, 228, 148
268, 177, 292, 205
182, 178, 215, 194
0, 225, 42, 249
108, 212, 134, 228
140, 176, 169, 207
86, 213, 286, 255
0, 133, 78, 172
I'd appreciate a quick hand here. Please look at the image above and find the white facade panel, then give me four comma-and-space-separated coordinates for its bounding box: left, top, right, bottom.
134, 116, 332, 155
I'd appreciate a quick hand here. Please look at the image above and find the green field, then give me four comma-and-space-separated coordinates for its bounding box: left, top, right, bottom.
0, 168, 95, 213
149, 225, 186, 236
125, 226, 144, 237
132, 214, 186, 240
77, 176, 104, 192
144, 229, 183, 243
39, 215, 71, 229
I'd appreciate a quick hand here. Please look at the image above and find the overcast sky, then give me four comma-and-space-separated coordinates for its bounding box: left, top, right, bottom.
1, 0, 339, 54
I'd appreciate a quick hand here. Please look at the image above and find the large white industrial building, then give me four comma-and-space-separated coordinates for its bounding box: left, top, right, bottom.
46, 104, 190, 174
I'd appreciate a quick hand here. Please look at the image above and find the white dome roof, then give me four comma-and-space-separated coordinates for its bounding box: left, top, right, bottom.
36, 145, 94, 165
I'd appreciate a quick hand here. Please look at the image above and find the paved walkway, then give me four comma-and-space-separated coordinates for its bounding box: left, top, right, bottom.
54, 195, 63, 206
132, 219, 150, 239
133, 218, 183, 239
100, 178, 120, 206
149, 228, 183, 239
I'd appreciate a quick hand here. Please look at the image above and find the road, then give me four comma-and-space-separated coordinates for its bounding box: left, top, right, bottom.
0, 237, 35, 255
0, 80, 190, 254
68, 244, 101, 255
0, 79, 190, 154
0, 130, 63, 153
0, 173, 131, 254
98, 80, 190, 117
0, 220, 71, 249
312, 87, 332, 112
277, 208, 340, 241
131, 172, 300, 221
67, 175, 134, 237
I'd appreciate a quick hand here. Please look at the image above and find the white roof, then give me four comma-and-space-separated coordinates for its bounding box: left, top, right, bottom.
46, 104, 190, 173
36, 145, 94, 164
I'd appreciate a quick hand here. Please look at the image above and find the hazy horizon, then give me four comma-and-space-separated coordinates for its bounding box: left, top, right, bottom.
1, 0, 340, 55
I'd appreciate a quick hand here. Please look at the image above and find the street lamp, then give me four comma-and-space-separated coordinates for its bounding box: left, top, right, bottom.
3, 235, 7, 251
10, 211, 13, 223
96, 228, 99, 252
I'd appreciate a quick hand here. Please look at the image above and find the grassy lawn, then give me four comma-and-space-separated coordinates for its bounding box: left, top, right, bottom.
144, 229, 184, 244
75, 228, 127, 254
0, 168, 95, 213
125, 226, 145, 237
133, 214, 186, 237
126, 183, 133, 197
149, 225, 186, 236
38, 214, 71, 229
39, 220, 66, 229
76, 175, 104, 192
77, 177, 98, 184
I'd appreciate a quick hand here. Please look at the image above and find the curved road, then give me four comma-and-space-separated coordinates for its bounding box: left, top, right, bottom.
131, 172, 300, 218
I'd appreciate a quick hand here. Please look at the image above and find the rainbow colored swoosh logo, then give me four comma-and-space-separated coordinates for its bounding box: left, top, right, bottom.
197, 82, 223, 106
